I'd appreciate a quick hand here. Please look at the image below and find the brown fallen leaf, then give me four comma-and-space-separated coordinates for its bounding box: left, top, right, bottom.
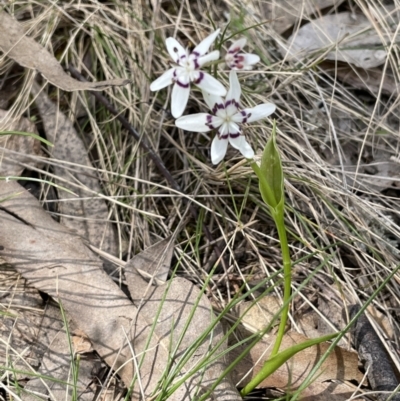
31, 83, 119, 264
0, 265, 97, 400
229, 297, 364, 399
0, 265, 46, 375
124, 242, 241, 401
0, 109, 42, 176
260, 0, 344, 34
0, 181, 161, 397
124, 237, 173, 290
0, 12, 130, 91
72, 329, 94, 354
130, 277, 240, 401
334, 65, 400, 97
0, 181, 241, 400
23, 305, 95, 401
282, 11, 395, 68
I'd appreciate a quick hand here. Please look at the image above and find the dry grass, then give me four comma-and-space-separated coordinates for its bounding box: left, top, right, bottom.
2, 0, 400, 399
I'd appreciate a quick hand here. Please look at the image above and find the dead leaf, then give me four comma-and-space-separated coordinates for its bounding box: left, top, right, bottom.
334, 65, 400, 97
0, 181, 160, 396
233, 294, 281, 332
0, 268, 97, 401
282, 11, 394, 68
0, 265, 45, 374
124, 244, 241, 401
124, 237, 174, 289
131, 277, 240, 401
23, 305, 95, 401
229, 297, 364, 399
0, 12, 130, 91
367, 305, 394, 340
260, 0, 344, 34
0, 109, 42, 176
0, 181, 241, 400
72, 329, 94, 354
31, 83, 119, 264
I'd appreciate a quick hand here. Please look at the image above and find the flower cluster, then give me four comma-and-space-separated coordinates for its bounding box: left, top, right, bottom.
150, 29, 275, 164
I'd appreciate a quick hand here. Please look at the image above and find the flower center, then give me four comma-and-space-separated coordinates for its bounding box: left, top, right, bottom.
185, 60, 193, 72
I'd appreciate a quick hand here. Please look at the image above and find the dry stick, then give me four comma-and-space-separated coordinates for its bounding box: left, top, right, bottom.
68, 66, 223, 264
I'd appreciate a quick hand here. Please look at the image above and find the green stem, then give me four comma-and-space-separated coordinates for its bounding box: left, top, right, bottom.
241, 163, 292, 396
269, 211, 291, 358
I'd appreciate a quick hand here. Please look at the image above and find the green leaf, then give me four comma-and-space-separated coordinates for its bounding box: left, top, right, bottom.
240, 332, 339, 396
259, 121, 283, 210
0, 130, 53, 147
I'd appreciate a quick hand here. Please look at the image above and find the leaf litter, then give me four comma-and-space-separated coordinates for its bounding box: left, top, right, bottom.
0, 182, 240, 400
0, 12, 130, 92
0, 109, 42, 177
281, 7, 400, 68
228, 296, 363, 399
3, 2, 397, 400
31, 82, 120, 272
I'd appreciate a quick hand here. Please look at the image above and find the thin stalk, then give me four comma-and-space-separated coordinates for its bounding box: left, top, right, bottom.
240, 162, 292, 395
239, 209, 292, 396
250, 161, 291, 358
269, 211, 291, 358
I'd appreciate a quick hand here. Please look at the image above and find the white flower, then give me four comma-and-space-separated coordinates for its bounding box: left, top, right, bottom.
175, 71, 276, 164
225, 38, 260, 70
150, 29, 227, 118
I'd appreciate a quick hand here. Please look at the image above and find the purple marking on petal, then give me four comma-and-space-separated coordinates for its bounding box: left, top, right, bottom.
193, 58, 199, 69
226, 99, 240, 109
176, 80, 190, 88
219, 132, 229, 139
191, 51, 200, 57
229, 47, 240, 54
229, 132, 241, 139
206, 114, 216, 129
194, 72, 204, 84
212, 103, 225, 115
240, 110, 248, 123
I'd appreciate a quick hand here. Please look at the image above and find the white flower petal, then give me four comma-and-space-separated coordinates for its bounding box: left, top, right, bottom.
218, 122, 229, 138
226, 70, 241, 106
229, 135, 254, 159
194, 72, 227, 96
242, 53, 260, 67
228, 38, 247, 54
175, 113, 222, 132
193, 29, 220, 56
166, 37, 187, 63
171, 83, 190, 118
242, 103, 276, 123
211, 135, 228, 164
231, 110, 249, 123
150, 68, 175, 91
219, 122, 240, 139
198, 50, 220, 67
202, 91, 224, 113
